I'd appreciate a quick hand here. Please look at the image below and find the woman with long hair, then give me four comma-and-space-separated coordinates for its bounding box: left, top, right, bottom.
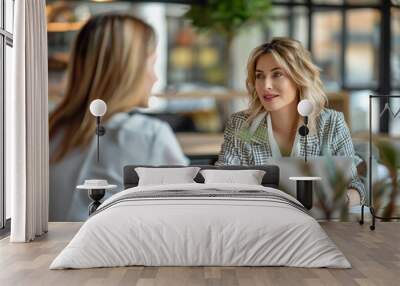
216, 37, 365, 206
49, 14, 188, 221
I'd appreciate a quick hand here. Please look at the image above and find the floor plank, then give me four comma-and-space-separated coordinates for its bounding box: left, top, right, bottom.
0, 222, 399, 286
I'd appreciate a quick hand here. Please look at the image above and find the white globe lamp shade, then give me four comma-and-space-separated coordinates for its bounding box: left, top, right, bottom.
297, 99, 313, 116
90, 99, 107, 117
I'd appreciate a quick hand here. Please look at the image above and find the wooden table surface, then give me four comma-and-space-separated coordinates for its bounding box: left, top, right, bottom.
176, 132, 223, 156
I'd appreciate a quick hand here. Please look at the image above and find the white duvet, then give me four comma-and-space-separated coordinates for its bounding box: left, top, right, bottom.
50, 183, 351, 269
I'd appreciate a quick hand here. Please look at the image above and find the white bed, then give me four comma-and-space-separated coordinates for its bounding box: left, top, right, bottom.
50, 182, 351, 269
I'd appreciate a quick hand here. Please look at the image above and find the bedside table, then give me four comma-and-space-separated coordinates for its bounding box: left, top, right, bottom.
77, 180, 117, 215
289, 177, 321, 210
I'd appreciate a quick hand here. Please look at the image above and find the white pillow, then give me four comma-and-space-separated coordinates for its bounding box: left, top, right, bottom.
200, 169, 266, 185
135, 167, 200, 186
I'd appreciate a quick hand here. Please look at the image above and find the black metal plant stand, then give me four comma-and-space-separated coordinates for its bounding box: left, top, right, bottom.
359, 95, 400, 230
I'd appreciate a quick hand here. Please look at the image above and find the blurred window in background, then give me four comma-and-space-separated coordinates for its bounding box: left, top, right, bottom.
392, 3, 400, 138
166, 5, 226, 87
313, 0, 380, 4
272, 0, 307, 3
264, 5, 308, 47
392, 7, 400, 90
313, 9, 342, 91
293, 6, 308, 47
347, 0, 380, 4
266, 6, 289, 39
349, 90, 375, 133
47, 2, 167, 96
313, 0, 343, 3
389, 92, 400, 136
45, 1, 400, 143
345, 9, 380, 88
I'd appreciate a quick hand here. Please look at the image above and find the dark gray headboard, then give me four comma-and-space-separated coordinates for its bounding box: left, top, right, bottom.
123, 165, 280, 189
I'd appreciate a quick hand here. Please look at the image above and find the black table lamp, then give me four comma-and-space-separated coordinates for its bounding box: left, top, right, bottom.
89, 99, 107, 162
297, 99, 314, 162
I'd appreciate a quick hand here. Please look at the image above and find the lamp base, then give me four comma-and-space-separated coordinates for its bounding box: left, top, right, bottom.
296, 180, 313, 210
88, 189, 105, 215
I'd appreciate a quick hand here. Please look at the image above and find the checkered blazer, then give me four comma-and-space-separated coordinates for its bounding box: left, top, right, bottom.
216, 108, 366, 204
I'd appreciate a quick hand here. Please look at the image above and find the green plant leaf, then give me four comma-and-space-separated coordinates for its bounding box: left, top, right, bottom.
185, 0, 272, 38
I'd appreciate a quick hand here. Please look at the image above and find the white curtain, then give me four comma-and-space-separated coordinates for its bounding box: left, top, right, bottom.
7, 0, 49, 242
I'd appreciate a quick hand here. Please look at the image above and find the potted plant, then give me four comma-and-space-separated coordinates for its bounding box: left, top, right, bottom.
371, 138, 400, 219
293, 156, 349, 221
185, 0, 272, 87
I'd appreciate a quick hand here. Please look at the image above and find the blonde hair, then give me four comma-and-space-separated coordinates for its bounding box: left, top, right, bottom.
245, 37, 327, 133
49, 14, 156, 162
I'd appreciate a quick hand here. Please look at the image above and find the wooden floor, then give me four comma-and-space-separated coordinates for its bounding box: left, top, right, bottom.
0, 222, 399, 286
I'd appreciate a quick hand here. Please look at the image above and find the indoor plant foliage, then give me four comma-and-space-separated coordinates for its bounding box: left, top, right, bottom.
185, 0, 272, 86
318, 156, 349, 221
294, 156, 349, 221
370, 138, 400, 219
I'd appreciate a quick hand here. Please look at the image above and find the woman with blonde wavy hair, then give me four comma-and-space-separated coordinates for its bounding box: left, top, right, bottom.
216, 37, 365, 206
49, 14, 188, 221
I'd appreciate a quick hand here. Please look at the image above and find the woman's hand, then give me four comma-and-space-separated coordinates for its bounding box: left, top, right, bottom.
346, 189, 361, 206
